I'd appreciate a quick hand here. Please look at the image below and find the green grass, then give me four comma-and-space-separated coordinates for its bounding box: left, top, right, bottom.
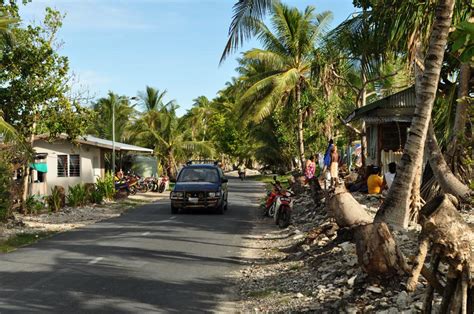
249, 174, 293, 190
0, 232, 56, 253
247, 289, 276, 298
249, 174, 292, 184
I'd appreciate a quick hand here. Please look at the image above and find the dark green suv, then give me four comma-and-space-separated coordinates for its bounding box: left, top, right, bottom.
170, 164, 228, 214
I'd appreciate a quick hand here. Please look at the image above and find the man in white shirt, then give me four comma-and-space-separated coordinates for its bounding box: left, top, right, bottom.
384, 162, 397, 190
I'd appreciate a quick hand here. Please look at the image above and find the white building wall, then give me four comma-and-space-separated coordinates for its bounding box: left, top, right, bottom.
33, 140, 102, 195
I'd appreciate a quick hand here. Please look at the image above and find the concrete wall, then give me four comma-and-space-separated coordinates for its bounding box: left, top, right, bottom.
32, 140, 103, 195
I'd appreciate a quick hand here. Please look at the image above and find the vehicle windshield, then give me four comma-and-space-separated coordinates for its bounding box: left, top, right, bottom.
178, 167, 219, 183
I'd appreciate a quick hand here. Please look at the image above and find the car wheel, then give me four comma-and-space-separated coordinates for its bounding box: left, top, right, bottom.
171, 205, 179, 215
215, 202, 225, 215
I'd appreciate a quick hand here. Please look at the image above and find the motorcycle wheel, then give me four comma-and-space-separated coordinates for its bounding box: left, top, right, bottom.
268, 204, 276, 218
141, 184, 149, 193
130, 187, 137, 195
278, 207, 291, 229
158, 184, 165, 193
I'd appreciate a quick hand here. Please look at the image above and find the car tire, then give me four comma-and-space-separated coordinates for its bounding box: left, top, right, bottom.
171, 205, 179, 215
215, 202, 225, 215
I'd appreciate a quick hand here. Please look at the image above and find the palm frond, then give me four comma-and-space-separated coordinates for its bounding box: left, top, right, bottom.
220, 0, 278, 63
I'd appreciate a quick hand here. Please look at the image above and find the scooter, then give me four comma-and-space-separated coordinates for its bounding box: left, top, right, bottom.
265, 176, 294, 228
158, 176, 168, 193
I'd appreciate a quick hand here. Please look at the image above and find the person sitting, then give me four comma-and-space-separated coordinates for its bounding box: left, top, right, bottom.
114, 169, 130, 194
304, 155, 316, 184
367, 166, 383, 194
383, 162, 397, 190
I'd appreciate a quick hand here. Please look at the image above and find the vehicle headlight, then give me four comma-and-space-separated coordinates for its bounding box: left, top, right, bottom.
208, 191, 220, 198
171, 192, 184, 198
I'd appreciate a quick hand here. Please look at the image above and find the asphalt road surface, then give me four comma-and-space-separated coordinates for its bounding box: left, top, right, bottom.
0, 178, 265, 313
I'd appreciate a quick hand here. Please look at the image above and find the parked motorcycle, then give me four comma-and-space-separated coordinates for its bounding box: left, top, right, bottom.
125, 172, 148, 193
145, 177, 159, 192
264, 176, 294, 228
158, 176, 168, 193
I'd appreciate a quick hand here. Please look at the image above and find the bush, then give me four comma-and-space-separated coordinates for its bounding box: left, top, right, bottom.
96, 172, 115, 201
67, 184, 88, 207
25, 195, 45, 214
89, 188, 103, 204
0, 157, 12, 221
48, 186, 65, 212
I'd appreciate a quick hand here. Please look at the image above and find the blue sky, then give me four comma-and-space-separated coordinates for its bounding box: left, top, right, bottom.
20, 0, 356, 116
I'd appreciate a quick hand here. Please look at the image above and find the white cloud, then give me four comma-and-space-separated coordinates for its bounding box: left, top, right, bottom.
19, 0, 167, 31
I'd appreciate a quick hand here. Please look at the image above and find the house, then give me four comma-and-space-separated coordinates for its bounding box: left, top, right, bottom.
343, 87, 416, 173
29, 134, 153, 196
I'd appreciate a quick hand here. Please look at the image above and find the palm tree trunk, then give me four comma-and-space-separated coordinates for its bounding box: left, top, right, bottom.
359, 55, 368, 167
21, 128, 35, 213
446, 62, 471, 176
296, 83, 305, 173
375, 0, 455, 228
409, 42, 425, 222
427, 122, 472, 202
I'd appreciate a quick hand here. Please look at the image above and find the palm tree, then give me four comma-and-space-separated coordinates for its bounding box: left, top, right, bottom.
92, 92, 136, 142
182, 96, 214, 141
137, 86, 175, 112
375, 0, 457, 228
237, 3, 332, 172
131, 104, 213, 180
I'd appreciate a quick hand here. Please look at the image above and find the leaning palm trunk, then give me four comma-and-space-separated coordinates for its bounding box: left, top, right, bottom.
427, 123, 472, 202
295, 83, 305, 173
446, 62, 471, 179
375, 0, 456, 228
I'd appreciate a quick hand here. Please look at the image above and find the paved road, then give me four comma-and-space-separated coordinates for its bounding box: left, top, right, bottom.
0, 179, 265, 313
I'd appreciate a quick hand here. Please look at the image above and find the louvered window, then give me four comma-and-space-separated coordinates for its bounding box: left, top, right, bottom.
69, 155, 80, 177
57, 155, 68, 177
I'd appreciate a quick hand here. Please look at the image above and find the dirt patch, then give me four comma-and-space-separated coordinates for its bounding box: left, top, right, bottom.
235, 189, 473, 313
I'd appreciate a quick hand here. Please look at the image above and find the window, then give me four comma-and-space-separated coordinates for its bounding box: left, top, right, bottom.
57, 155, 68, 177
57, 154, 81, 177
69, 155, 80, 177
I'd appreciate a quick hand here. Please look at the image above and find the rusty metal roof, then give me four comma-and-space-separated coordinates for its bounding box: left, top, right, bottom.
343, 86, 416, 124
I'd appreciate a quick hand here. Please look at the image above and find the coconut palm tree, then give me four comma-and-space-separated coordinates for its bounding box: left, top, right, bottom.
375, 0, 457, 228
137, 86, 175, 112
182, 96, 214, 141
92, 92, 136, 142
131, 104, 213, 179
237, 3, 332, 172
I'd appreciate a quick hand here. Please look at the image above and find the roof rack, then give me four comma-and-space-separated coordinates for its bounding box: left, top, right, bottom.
185, 160, 219, 166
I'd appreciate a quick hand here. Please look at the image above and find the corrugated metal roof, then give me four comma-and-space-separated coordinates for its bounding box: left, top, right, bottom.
343, 86, 416, 124
80, 135, 154, 153
34, 134, 153, 154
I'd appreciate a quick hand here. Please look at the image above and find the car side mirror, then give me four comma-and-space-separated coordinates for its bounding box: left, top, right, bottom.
222, 177, 228, 183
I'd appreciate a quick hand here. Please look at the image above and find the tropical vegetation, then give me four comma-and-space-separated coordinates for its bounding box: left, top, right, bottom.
0, 0, 470, 230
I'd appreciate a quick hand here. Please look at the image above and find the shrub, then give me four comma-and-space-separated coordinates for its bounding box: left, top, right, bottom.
48, 186, 65, 212
96, 172, 115, 201
67, 184, 88, 207
25, 195, 45, 214
0, 157, 12, 221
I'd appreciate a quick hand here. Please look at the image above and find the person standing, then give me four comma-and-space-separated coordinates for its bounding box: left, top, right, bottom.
330, 145, 339, 187
322, 139, 334, 188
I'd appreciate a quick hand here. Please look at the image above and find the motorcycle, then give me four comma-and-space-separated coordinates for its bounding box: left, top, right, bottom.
158, 176, 169, 193
125, 172, 148, 193
145, 177, 159, 192
264, 176, 294, 228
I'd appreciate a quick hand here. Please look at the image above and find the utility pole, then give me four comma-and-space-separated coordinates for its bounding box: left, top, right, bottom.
112, 101, 115, 173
